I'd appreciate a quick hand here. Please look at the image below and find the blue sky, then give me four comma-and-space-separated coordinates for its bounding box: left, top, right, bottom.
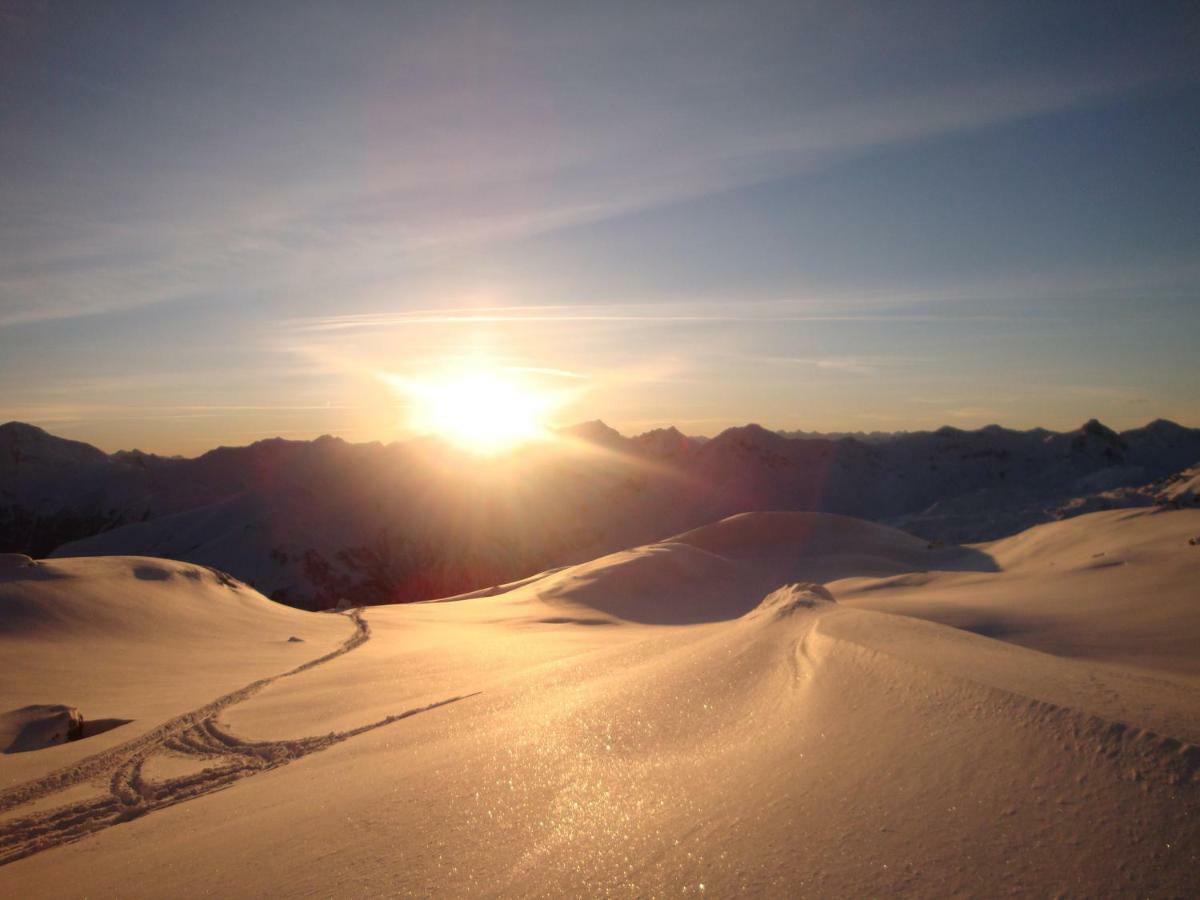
1, 1, 1198, 453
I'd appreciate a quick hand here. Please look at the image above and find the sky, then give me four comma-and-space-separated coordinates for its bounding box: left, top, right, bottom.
1, 0, 1198, 454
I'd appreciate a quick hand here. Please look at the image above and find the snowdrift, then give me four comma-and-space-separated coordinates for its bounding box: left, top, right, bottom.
534, 512, 994, 623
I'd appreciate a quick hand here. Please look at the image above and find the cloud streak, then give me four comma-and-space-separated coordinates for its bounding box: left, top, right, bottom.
2, 2, 1177, 328
286, 306, 1010, 333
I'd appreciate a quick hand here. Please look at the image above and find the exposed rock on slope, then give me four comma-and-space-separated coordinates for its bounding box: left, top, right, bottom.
0, 706, 83, 754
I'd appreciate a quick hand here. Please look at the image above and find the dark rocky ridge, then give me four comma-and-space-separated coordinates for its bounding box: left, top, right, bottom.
2, 418, 1197, 608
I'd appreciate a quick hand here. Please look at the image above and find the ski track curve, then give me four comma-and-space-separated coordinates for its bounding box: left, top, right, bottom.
0, 609, 479, 866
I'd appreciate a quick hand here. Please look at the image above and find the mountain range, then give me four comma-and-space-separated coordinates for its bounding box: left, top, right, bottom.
2, 418, 1197, 608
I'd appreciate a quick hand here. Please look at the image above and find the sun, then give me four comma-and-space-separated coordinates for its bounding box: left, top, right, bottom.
385, 367, 557, 454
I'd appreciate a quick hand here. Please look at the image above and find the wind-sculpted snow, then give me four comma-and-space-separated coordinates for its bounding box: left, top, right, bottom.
749, 582, 837, 619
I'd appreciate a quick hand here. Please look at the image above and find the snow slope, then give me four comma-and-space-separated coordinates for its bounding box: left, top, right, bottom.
0, 555, 349, 789
1, 508, 1198, 896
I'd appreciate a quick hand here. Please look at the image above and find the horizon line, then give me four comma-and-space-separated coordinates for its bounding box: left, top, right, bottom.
2, 415, 1193, 461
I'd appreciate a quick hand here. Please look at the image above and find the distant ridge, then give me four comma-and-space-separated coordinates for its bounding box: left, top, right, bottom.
6, 416, 1194, 462
2, 418, 1198, 608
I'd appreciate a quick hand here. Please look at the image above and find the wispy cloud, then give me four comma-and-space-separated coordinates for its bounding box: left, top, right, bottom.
285, 305, 1007, 333
2, 3, 1172, 329
763, 354, 932, 376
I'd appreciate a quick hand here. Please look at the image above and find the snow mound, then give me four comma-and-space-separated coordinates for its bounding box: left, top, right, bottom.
534, 512, 992, 623
0, 705, 83, 753
748, 582, 836, 619
671, 510, 993, 582
674, 510, 930, 561
1, 556, 297, 641
537, 541, 744, 624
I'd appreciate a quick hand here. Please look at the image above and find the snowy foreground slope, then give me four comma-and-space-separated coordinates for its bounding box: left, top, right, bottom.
1, 508, 1198, 897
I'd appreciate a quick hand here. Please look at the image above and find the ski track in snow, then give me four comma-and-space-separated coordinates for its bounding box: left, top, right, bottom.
0, 609, 479, 866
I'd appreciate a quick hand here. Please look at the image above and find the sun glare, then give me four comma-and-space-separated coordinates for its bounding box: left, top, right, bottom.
385, 368, 558, 453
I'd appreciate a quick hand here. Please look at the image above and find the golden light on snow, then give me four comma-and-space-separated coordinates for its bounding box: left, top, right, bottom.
382, 365, 561, 453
